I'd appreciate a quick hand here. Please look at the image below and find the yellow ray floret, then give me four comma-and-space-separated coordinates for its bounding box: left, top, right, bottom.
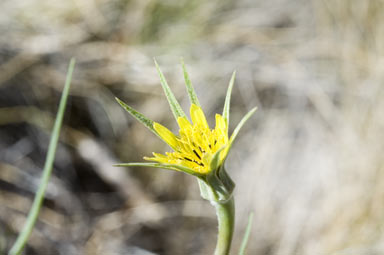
144, 104, 229, 174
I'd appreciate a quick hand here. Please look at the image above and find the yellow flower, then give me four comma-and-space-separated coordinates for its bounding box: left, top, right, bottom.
115, 60, 256, 184
116, 62, 256, 252
144, 104, 228, 174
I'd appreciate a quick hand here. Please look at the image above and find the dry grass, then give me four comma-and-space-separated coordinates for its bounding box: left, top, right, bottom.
0, 0, 383, 254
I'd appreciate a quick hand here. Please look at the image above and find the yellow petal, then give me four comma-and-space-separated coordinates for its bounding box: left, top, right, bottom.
144, 153, 167, 163
190, 104, 209, 130
144, 156, 159, 161
215, 114, 227, 135
177, 117, 192, 131
153, 152, 168, 159
153, 122, 179, 149
202, 152, 212, 168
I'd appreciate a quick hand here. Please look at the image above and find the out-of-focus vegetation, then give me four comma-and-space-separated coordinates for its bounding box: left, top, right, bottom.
0, 0, 383, 254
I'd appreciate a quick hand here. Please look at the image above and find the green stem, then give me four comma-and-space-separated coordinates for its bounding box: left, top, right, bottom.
213, 197, 235, 255
8, 58, 75, 255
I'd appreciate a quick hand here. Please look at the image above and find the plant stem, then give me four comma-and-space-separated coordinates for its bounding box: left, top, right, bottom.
213, 197, 235, 255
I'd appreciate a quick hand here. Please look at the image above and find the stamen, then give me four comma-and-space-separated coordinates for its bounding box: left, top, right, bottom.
183, 157, 204, 167
193, 149, 201, 160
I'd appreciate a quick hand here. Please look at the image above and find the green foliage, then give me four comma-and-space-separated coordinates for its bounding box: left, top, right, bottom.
223, 71, 236, 126
181, 59, 201, 107
227, 107, 257, 156
154, 59, 187, 120
114, 162, 204, 178
9, 58, 76, 255
239, 212, 254, 255
115, 97, 161, 139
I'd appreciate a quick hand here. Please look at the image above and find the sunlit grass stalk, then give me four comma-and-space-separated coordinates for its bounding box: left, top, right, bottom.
239, 212, 254, 255
8, 58, 75, 255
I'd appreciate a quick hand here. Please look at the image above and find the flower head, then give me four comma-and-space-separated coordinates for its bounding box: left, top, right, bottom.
115, 60, 256, 200
144, 104, 228, 174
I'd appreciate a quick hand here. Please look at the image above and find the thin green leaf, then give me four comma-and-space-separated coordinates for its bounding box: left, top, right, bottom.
226, 107, 257, 157
114, 162, 203, 178
222, 71, 236, 126
181, 59, 200, 107
239, 212, 254, 255
154, 59, 186, 120
115, 97, 161, 139
9, 58, 76, 255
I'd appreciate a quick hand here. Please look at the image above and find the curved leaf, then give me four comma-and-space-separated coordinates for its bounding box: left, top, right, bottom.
225, 107, 257, 158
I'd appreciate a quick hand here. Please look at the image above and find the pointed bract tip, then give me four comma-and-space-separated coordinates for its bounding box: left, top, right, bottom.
250, 106, 258, 114
154, 58, 159, 67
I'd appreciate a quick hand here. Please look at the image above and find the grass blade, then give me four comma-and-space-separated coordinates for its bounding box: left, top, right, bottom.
154, 59, 187, 120
9, 58, 76, 255
222, 71, 236, 126
239, 212, 254, 255
181, 59, 200, 107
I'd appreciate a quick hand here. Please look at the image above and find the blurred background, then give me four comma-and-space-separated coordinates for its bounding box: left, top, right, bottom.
1, 0, 384, 254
